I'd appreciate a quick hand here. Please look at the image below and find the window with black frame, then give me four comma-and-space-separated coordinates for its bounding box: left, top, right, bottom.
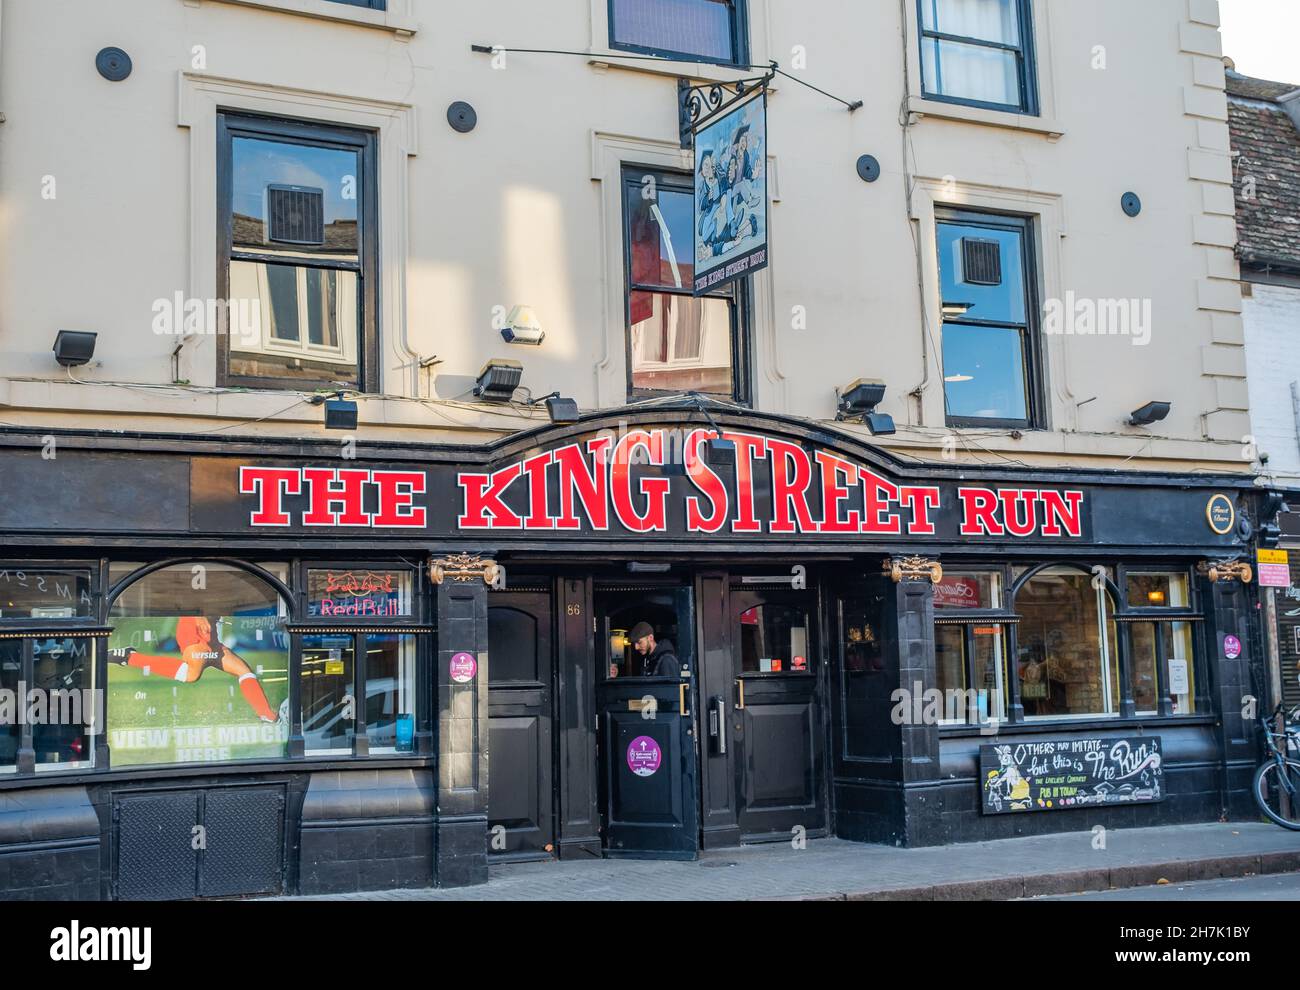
218, 113, 379, 392
936, 209, 1041, 429
917, 0, 1038, 114
934, 569, 1011, 725
610, 0, 748, 66
298, 565, 423, 756
0, 564, 101, 774
1123, 570, 1200, 716
622, 166, 748, 400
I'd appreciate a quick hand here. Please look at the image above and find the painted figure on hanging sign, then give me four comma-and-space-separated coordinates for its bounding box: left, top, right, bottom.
694, 91, 768, 294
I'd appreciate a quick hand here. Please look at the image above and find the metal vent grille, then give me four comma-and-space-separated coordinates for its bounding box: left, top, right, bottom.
961, 237, 1003, 286
265, 184, 325, 245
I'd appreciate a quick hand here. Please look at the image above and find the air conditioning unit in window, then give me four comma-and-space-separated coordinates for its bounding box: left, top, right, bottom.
960, 237, 1003, 286
264, 184, 325, 246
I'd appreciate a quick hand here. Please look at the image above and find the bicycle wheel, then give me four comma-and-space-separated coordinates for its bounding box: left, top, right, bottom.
1254, 758, 1300, 830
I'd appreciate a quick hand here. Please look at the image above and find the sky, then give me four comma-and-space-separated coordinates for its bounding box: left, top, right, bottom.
1218, 0, 1300, 83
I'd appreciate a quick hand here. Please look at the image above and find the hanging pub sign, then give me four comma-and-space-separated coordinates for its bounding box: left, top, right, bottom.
980, 736, 1164, 815
692, 89, 769, 294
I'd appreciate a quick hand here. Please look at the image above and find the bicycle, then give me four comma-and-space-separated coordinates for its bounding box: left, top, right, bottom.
1254, 703, 1300, 830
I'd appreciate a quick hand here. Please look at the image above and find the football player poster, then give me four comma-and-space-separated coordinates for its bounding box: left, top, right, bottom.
107, 613, 290, 766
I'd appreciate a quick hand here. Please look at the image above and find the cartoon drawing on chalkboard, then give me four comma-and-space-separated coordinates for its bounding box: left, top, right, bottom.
985, 745, 1032, 812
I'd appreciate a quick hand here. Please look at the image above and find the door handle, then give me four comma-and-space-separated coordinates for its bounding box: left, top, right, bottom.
735, 678, 745, 710
712, 695, 727, 754
679, 681, 690, 717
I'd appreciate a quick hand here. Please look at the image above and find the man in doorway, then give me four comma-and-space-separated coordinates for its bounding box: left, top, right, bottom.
627, 621, 680, 678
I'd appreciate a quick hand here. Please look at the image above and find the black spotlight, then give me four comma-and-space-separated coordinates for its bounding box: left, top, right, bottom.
544, 395, 580, 423
324, 394, 358, 431
474, 359, 524, 403
1127, 401, 1171, 427
704, 434, 737, 465
836, 378, 896, 435
53, 330, 97, 367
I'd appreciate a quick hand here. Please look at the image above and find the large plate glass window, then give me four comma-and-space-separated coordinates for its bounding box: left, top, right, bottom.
918, 0, 1037, 114
622, 166, 748, 400
936, 210, 1041, 429
301, 631, 416, 755
218, 113, 378, 392
1014, 566, 1118, 718
1126, 570, 1197, 715
610, 0, 748, 66
108, 563, 291, 767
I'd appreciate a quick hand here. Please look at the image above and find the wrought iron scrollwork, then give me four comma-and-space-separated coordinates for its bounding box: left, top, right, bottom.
678, 69, 775, 149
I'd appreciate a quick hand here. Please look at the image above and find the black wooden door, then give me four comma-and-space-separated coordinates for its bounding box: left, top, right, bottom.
729, 586, 827, 840
487, 591, 554, 858
596, 673, 698, 860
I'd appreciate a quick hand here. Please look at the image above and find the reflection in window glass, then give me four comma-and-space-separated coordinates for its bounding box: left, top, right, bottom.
302, 633, 356, 755
934, 570, 1002, 610
739, 603, 810, 674
365, 634, 416, 753
1131, 621, 1196, 715
31, 638, 96, 770
108, 564, 290, 767
0, 568, 93, 620
935, 624, 1007, 724
610, 0, 739, 63
1016, 568, 1118, 718
629, 294, 734, 395
0, 641, 18, 770
1127, 572, 1189, 609
918, 0, 1032, 112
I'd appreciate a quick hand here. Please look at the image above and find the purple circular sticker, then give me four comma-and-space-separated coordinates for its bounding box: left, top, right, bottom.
1223, 635, 1242, 660
627, 735, 662, 777
450, 652, 477, 684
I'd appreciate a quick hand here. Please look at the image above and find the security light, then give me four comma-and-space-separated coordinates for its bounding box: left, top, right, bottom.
531, 392, 579, 423
1127, 401, 1171, 427
474, 359, 524, 403
53, 330, 97, 367
836, 379, 896, 435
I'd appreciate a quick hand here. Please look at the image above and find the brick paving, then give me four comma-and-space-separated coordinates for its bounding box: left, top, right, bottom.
274, 822, 1300, 901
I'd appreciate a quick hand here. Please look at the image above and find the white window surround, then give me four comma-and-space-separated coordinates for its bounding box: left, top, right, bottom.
590, 130, 783, 410
587, 0, 773, 86
182, 0, 418, 36
908, 176, 1069, 431
177, 72, 419, 394
904, 0, 1064, 140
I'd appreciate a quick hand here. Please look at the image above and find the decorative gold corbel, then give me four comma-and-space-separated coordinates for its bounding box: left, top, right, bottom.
884, 555, 943, 584
430, 553, 500, 586
1196, 558, 1253, 584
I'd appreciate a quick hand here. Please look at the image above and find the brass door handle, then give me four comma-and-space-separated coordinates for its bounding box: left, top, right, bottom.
735, 678, 745, 710
679, 681, 689, 717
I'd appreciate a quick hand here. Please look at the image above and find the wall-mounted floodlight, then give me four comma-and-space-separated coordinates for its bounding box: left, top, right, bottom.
53, 330, 97, 367
475, 359, 524, 403
1127, 401, 1171, 427
836, 379, 896, 436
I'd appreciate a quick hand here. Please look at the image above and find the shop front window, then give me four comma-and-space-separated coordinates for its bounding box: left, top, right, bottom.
31, 637, 97, 770
1014, 566, 1118, 718
739, 603, 811, 674
1130, 621, 1196, 715
0, 567, 94, 620
108, 563, 290, 767
936, 623, 1008, 724
0, 641, 19, 772
364, 634, 417, 753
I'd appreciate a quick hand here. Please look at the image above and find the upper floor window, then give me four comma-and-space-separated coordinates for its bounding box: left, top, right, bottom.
610, 0, 749, 66
329, 0, 386, 7
622, 166, 749, 401
917, 0, 1037, 114
218, 113, 379, 392
936, 209, 1042, 429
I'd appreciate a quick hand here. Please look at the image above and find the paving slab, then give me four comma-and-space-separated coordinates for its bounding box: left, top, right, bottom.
271, 822, 1300, 901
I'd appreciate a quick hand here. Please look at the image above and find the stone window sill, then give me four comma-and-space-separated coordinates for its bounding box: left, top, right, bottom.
189, 0, 418, 36
906, 95, 1063, 140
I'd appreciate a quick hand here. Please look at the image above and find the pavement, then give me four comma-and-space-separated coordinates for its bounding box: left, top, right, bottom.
276, 821, 1300, 901
1035, 872, 1300, 901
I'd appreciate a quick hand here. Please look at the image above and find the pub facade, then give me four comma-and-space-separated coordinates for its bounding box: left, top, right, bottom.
0, 0, 1274, 897
0, 406, 1274, 896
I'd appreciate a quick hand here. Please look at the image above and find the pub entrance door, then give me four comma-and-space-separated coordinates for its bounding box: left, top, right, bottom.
486, 588, 555, 859
594, 582, 699, 859
717, 579, 826, 841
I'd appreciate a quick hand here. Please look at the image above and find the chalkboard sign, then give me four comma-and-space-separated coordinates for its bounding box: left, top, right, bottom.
980, 736, 1163, 815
